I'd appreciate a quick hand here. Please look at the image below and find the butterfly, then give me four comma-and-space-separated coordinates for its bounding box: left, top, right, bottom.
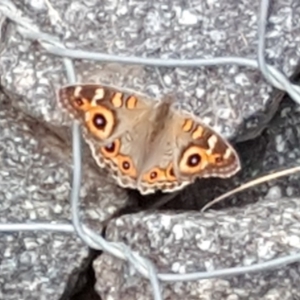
58, 84, 241, 195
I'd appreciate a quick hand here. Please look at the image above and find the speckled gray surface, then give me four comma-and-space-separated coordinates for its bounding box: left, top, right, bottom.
0, 101, 127, 299
1, 0, 300, 299
94, 197, 300, 300
0, 104, 85, 300
1, 0, 300, 141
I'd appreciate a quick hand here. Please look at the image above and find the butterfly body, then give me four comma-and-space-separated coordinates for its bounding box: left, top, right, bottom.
58, 84, 241, 195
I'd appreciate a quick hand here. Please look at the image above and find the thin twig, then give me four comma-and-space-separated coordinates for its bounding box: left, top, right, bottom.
201, 166, 300, 212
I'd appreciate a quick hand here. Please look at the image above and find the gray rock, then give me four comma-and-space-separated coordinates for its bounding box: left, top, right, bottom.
94, 197, 300, 300
0, 103, 84, 300
0, 101, 126, 300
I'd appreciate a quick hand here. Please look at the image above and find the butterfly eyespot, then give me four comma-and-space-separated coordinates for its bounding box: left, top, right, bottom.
114, 155, 137, 178
215, 155, 224, 164
93, 113, 107, 129
150, 171, 158, 179
122, 161, 130, 170
100, 139, 120, 158
70, 96, 92, 111
74, 98, 84, 106
105, 143, 115, 152
85, 106, 115, 140
142, 167, 166, 184
187, 153, 201, 167
179, 146, 208, 174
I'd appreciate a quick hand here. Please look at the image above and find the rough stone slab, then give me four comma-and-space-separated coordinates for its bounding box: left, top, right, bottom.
0, 0, 300, 141
94, 197, 300, 300
0, 104, 83, 300
0, 102, 127, 300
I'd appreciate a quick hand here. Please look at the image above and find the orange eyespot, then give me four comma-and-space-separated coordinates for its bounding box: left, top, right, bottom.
100, 139, 121, 158
142, 167, 166, 184
179, 146, 208, 174
72, 97, 92, 111
213, 154, 224, 164
85, 106, 115, 140
113, 155, 137, 178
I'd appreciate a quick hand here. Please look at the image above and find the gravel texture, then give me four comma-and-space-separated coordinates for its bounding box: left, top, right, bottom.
1, 0, 300, 299
0, 103, 88, 300
94, 197, 300, 300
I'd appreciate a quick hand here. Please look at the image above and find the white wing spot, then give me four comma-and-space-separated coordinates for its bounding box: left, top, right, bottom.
91, 88, 105, 106
74, 86, 82, 97
94, 88, 105, 99
224, 148, 232, 159
208, 135, 218, 150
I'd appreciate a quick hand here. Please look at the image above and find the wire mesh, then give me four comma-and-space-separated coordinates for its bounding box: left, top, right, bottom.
0, 0, 300, 299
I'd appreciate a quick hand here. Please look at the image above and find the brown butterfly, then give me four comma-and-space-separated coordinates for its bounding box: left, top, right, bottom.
58, 84, 241, 195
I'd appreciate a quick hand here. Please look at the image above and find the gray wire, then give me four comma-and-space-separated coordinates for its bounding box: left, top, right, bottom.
257, 0, 300, 104
1, 0, 300, 299
0, 223, 74, 233
159, 252, 300, 281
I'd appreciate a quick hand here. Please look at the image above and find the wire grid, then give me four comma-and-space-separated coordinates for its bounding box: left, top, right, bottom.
1, 0, 300, 299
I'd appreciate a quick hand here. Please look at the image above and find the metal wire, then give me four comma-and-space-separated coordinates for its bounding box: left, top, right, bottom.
0, 0, 300, 299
